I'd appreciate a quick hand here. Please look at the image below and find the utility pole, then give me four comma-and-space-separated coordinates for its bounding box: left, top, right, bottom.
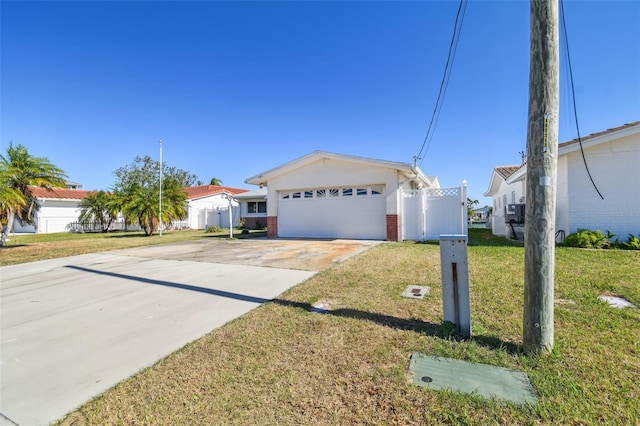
523, 0, 559, 353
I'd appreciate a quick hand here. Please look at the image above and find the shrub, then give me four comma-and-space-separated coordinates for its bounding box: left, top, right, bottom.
563, 229, 610, 249
621, 233, 640, 250
254, 220, 265, 230
205, 225, 224, 233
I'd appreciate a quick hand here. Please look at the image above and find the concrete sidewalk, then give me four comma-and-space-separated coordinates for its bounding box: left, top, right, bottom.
0, 253, 315, 426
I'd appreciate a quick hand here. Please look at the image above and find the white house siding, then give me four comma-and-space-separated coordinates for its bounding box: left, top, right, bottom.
489, 177, 525, 237
565, 134, 640, 237
556, 155, 570, 238
18, 200, 82, 233
265, 159, 401, 240
266, 159, 401, 217
486, 122, 640, 240
187, 195, 240, 229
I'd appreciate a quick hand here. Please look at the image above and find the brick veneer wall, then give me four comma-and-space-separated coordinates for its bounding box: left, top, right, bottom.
386, 214, 399, 241
243, 216, 268, 230
267, 216, 278, 238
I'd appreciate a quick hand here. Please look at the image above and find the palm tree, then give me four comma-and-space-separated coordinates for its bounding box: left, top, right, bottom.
78, 191, 119, 232
119, 177, 187, 236
467, 197, 479, 219
0, 143, 67, 233
209, 177, 223, 186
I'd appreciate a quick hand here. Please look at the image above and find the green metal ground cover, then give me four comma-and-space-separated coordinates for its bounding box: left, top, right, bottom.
408, 353, 536, 405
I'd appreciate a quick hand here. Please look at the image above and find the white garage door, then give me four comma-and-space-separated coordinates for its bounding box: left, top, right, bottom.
278, 186, 386, 240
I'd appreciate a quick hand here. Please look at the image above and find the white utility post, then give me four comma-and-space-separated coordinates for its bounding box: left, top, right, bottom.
225, 193, 233, 239
439, 234, 471, 337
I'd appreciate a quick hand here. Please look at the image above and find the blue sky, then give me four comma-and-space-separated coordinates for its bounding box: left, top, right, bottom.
2, 1, 639, 205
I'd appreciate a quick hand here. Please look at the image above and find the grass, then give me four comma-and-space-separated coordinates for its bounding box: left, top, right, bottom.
0, 229, 267, 266
7, 229, 638, 424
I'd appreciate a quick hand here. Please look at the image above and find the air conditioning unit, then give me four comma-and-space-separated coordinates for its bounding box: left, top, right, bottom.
506, 204, 526, 224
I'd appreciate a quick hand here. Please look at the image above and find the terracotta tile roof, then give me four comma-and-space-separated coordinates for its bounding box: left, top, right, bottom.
559, 120, 640, 148
29, 186, 94, 200
495, 165, 522, 179
183, 185, 248, 199
28, 185, 249, 200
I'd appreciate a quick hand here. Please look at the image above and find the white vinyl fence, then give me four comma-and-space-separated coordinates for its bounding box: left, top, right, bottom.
401, 182, 468, 241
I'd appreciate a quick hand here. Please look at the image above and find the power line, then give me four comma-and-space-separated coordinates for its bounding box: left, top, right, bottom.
416, 0, 468, 164
559, 0, 604, 199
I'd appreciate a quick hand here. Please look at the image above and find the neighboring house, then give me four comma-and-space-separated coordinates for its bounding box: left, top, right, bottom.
472, 207, 491, 221
484, 165, 525, 237
13, 187, 93, 234
183, 185, 248, 229
485, 121, 640, 240
244, 151, 438, 240
14, 184, 249, 234
233, 187, 268, 229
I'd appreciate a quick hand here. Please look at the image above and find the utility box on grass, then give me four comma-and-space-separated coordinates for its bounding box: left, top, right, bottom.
439, 234, 471, 337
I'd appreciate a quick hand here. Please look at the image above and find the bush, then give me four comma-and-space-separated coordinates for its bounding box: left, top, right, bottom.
621, 233, 640, 250
563, 229, 610, 249
254, 220, 265, 230
205, 225, 224, 233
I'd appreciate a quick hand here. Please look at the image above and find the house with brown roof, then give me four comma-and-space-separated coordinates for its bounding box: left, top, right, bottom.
182, 185, 248, 229
13, 184, 249, 234
485, 121, 640, 241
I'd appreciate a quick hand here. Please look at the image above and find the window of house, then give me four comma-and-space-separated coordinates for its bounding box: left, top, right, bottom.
511, 191, 516, 204
342, 188, 353, 196
371, 185, 383, 195
247, 201, 267, 214
316, 189, 326, 198
356, 188, 367, 196
304, 191, 313, 198
329, 188, 339, 197
292, 192, 301, 199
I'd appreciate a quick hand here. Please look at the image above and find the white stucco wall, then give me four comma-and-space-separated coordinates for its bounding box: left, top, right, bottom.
26, 200, 82, 233
187, 194, 239, 229
490, 177, 525, 237
565, 133, 640, 237
266, 158, 402, 216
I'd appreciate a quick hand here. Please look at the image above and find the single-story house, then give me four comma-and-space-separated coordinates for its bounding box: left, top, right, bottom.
244, 151, 439, 240
233, 187, 268, 229
183, 185, 248, 229
12, 187, 94, 234
484, 121, 640, 240
13, 184, 249, 234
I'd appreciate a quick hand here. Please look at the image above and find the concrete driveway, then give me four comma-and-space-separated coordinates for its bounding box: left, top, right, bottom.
0, 238, 379, 426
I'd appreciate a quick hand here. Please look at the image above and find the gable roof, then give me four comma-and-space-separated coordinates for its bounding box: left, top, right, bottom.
233, 187, 268, 200
558, 120, 640, 153
29, 186, 93, 200
245, 150, 432, 187
506, 121, 640, 184
183, 185, 248, 200
483, 165, 521, 197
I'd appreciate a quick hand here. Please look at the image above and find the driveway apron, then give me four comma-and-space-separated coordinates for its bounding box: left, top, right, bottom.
0, 239, 377, 426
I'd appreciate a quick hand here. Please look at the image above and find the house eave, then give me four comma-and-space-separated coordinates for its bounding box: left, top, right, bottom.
245, 150, 433, 187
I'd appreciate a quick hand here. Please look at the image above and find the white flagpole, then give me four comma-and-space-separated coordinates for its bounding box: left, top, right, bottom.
159, 140, 163, 237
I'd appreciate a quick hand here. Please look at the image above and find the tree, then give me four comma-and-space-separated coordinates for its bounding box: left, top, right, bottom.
209, 177, 223, 186
112, 156, 189, 236
0, 143, 67, 233
78, 191, 119, 232
466, 197, 479, 219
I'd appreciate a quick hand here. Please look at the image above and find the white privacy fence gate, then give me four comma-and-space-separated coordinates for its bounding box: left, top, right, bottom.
401, 183, 468, 241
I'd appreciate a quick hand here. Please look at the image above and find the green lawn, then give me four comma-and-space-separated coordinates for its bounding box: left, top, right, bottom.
8, 229, 638, 425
